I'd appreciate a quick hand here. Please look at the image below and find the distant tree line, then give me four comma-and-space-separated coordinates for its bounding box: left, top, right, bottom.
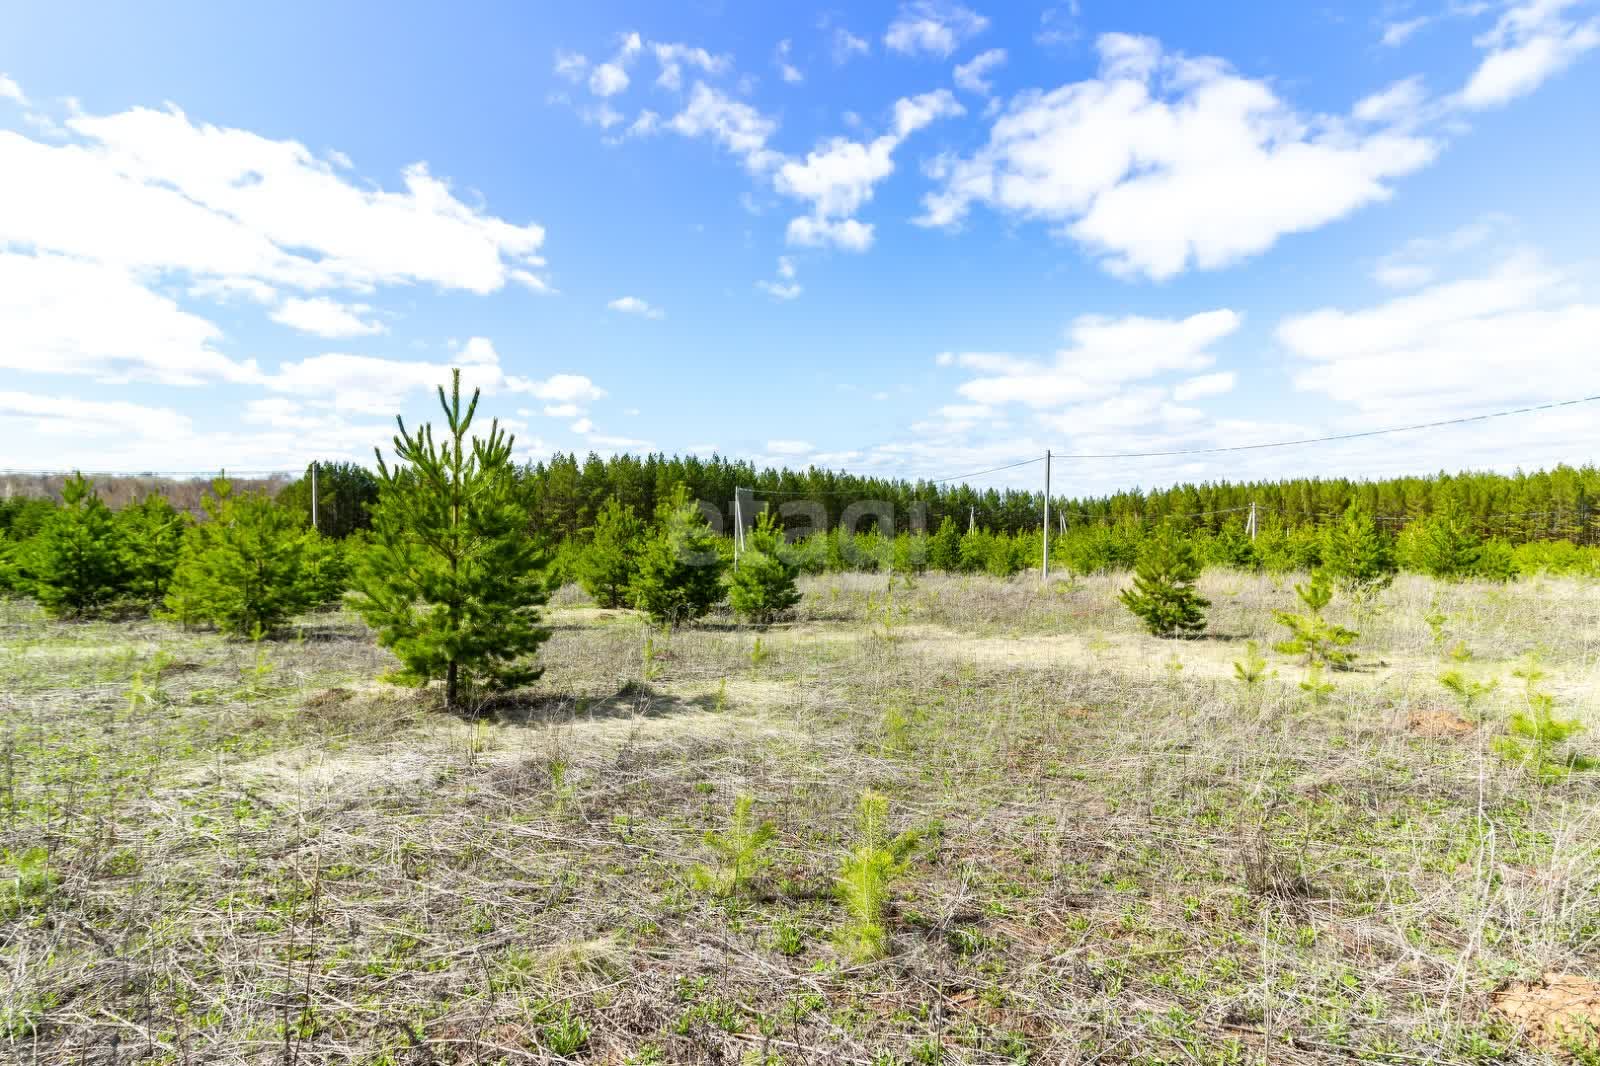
10, 456, 1600, 549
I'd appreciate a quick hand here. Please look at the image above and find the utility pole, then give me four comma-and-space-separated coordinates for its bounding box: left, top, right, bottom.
1247, 500, 1257, 541
968, 505, 975, 533
732, 491, 742, 570
310, 461, 318, 534
1042, 449, 1051, 580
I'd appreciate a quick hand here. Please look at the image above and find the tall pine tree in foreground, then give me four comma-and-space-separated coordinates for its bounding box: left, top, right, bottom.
351, 369, 549, 710
631, 484, 726, 625
1119, 522, 1209, 637
577, 497, 644, 608
27, 473, 126, 617
165, 478, 311, 636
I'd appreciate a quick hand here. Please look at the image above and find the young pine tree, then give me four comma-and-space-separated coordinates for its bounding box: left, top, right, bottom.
1119, 523, 1209, 637
1400, 508, 1482, 580
577, 497, 644, 608
117, 493, 187, 608
630, 484, 726, 625
727, 510, 802, 624
927, 515, 962, 572
297, 533, 352, 609
164, 478, 313, 636
350, 370, 550, 711
27, 473, 128, 617
1320, 504, 1396, 596
1272, 570, 1358, 669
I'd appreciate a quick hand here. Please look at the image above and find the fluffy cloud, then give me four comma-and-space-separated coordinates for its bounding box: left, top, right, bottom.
775, 40, 804, 84
777, 90, 963, 252
1280, 252, 1600, 419
1458, 0, 1600, 108
0, 251, 258, 386
832, 28, 872, 63
918, 33, 1437, 280
584, 31, 643, 97
524, 374, 606, 405
0, 390, 194, 442
952, 310, 1241, 409
766, 439, 815, 455
786, 216, 875, 251
777, 138, 898, 219
668, 83, 782, 173
590, 63, 630, 97
607, 295, 665, 318
954, 48, 1008, 94
884, 1, 990, 57
1381, 16, 1432, 47
0, 107, 549, 294
1353, 75, 1429, 124
757, 256, 803, 299
269, 297, 386, 338
653, 42, 730, 92
553, 50, 589, 82
1172, 371, 1237, 401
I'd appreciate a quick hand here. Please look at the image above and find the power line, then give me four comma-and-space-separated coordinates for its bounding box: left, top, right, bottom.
924, 456, 1044, 485
1046, 394, 1600, 460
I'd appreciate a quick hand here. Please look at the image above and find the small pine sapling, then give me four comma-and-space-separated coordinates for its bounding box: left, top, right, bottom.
26, 473, 128, 617
927, 515, 962, 573
1299, 662, 1335, 707
748, 636, 770, 667
1423, 608, 1449, 655
1495, 654, 1593, 781
1273, 571, 1358, 669
1494, 692, 1591, 782
577, 497, 645, 609
1233, 640, 1272, 688
116, 493, 186, 609
835, 789, 921, 961
1320, 504, 1395, 616
630, 485, 726, 626
164, 478, 313, 637
1438, 669, 1497, 719
691, 795, 777, 898
297, 534, 352, 610
1119, 523, 1209, 637
727, 510, 801, 624
350, 370, 550, 710
868, 576, 910, 643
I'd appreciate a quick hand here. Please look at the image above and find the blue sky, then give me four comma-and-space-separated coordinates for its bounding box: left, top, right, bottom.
2, 0, 1598, 498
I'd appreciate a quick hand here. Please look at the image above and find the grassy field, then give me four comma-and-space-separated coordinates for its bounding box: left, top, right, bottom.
2, 571, 1598, 1064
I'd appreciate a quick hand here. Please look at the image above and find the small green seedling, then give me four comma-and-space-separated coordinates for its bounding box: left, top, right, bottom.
1438, 669, 1496, 719
691, 795, 776, 898
835, 789, 921, 960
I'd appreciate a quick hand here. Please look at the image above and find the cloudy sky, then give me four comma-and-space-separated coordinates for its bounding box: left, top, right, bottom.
2, 1, 1598, 496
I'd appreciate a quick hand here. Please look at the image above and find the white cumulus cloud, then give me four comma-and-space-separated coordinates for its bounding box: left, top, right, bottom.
1280, 251, 1600, 419
269, 297, 386, 338
918, 33, 1438, 280
608, 295, 665, 319
954, 48, 1007, 94
1458, 0, 1600, 109
885, 1, 990, 57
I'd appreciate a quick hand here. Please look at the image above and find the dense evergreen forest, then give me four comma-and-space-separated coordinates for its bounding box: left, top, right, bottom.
511, 453, 1600, 544
5, 456, 1600, 545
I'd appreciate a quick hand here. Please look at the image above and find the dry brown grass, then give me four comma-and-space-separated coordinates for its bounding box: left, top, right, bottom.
1, 571, 1598, 1063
